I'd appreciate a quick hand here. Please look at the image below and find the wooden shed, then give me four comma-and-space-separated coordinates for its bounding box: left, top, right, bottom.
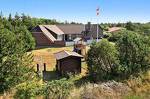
54, 50, 83, 75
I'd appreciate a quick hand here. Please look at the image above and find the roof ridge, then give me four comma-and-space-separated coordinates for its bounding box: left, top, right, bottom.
39, 25, 56, 42
53, 50, 65, 54
44, 25, 64, 35
64, 50, 72, 56
54, 50, 83, 60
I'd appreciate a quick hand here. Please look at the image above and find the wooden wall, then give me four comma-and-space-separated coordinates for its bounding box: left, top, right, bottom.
56, 56, 81, 74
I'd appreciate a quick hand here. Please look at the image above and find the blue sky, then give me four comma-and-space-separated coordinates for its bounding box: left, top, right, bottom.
0, 0, 150, 23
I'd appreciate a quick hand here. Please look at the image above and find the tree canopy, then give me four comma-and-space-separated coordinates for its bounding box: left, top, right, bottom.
0, 28, 35, 93
116, 31, 150, 77
87, 30, 150, 81
87, 39, 119, 81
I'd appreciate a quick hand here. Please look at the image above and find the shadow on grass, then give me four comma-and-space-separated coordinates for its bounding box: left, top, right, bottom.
74, 75, 92, 88
42, 71, 63, 81
42, 70, 93, 87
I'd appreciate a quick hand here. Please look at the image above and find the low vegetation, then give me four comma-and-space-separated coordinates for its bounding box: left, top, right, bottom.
14, 78, 73, 99
14, 79, 42, 99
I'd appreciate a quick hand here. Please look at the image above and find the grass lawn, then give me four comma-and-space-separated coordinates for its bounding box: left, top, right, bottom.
31, 46, 89, 78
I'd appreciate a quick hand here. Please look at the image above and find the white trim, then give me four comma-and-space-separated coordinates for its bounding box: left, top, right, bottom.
65, 41, 74, 46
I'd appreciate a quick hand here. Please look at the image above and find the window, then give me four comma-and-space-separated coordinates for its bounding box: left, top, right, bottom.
69, 34, 72, 40
57, 35, 62, 40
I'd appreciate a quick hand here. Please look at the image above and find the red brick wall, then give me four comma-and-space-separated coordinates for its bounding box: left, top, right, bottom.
32, 32, 66, 47
32, 32, 53, 46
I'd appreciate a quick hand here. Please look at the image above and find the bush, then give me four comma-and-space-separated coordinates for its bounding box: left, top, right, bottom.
108, 31, 123, 42
14, 80, 42, 99
42, 78, 73, 99
14, 78, 74, 99
87, 39, 119, 81
144, 29, 150, 36
116, 31, 150, 77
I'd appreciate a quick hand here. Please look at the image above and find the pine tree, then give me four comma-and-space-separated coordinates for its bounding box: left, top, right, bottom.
0, 28, 34, 93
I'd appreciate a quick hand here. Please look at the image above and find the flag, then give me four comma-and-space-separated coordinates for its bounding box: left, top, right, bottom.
96, 7, 99, 16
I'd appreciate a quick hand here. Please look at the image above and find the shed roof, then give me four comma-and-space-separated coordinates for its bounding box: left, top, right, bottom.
54, 50, 83, 60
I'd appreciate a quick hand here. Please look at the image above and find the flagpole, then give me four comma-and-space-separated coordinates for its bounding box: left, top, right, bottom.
97, 18, 99, 42
96, 6, 99, 42
96, 7, 99, 42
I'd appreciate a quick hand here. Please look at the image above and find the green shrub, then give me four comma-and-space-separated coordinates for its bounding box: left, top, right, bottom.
42, 78, 73, 99
116, 31, 150, 78
14, 78, 74, 99
108, 31, 123, 42
87, 39, 120, 81
14, 80, 42, 99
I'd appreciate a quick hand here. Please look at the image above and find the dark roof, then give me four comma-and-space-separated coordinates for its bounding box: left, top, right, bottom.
54, 50, 83, 60
56, 24, 85, 34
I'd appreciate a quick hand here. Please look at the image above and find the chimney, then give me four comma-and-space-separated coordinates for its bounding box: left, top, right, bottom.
87, 22, 91, 31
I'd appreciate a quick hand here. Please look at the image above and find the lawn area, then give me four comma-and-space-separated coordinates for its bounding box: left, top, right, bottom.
31, 46, 89, 76
32, 46, 73, 71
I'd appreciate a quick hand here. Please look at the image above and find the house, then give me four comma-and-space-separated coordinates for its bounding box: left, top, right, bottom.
31, 23, 103, 46
107, 27, 122, 33
54, 50, 83, 75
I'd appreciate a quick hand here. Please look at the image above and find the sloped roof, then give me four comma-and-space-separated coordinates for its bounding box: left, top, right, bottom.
56, 24, 85, 34
39, 25, 56, 42
32, 23, 103, 42
54, 50, 83, 60
107, 27, 122, 33
44, 25, 64, 35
